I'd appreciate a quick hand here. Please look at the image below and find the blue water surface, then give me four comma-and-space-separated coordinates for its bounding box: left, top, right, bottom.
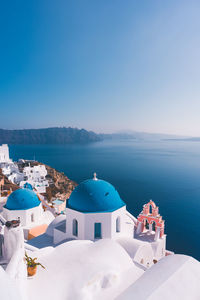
9, 139, 200, 260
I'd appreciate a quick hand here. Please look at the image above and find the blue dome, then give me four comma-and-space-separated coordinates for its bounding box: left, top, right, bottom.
23, 182, 33, 190
4, 188, 41, 210
67, 179, 125, 213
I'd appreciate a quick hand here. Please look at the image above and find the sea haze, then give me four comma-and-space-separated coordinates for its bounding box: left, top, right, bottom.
9, 139, 200, 260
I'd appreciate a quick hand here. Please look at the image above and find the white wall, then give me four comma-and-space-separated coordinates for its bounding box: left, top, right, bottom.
53, 227, 66, 244
3, 224, 24, 262
65, 206, 134, 241
151, 235, 166, 260
111, 207, 134, 239
2, 204, 43, 227
84, 211, 112, 240
65, 208, 85, 240
134, 245, 154, 267
117, 238, 154, 268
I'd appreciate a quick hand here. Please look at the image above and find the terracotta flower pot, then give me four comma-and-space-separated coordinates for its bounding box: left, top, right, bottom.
27, 265, 37, 277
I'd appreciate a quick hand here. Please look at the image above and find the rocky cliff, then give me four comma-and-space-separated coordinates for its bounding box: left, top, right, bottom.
1, 162, 77, 202
18, 161, 77, 202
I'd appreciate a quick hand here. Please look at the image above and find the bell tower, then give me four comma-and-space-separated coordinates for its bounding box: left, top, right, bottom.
135, 200, 166, 261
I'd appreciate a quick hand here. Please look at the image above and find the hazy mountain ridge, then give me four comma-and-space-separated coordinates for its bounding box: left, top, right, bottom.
100, 131, 190, 141
0, 127, 192, 144
164, 137, 200, 142
0, 127, 102, 144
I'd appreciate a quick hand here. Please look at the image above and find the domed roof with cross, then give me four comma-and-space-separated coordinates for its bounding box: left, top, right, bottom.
67, 174, 125, 213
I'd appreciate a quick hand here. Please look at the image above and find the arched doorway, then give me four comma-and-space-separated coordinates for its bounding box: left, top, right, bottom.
94, 223, 102, 239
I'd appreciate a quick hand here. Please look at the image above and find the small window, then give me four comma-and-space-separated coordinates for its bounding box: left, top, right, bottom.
31, 213, 34, 222
94, 223, 102, 239
116, 217, 120, 232
72, 219, 78, 236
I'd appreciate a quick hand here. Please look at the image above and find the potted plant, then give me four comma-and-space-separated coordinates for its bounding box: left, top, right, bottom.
25, 252, 45, 277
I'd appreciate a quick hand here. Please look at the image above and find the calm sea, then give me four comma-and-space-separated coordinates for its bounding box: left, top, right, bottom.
9, 140, 200, 260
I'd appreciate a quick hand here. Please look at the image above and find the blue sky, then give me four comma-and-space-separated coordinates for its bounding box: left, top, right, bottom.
0, 0, 200, 135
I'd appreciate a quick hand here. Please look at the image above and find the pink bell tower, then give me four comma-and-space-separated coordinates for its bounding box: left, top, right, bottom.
136, 200, 165, 241
135, 200, 166, 261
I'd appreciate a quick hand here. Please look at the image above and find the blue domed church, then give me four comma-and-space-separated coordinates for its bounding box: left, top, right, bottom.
2, 188, 54, 239
64, 174, 134, 241
3, 188, 42, 227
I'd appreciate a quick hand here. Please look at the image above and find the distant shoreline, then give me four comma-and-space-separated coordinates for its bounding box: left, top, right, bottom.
163, 138, 200, 142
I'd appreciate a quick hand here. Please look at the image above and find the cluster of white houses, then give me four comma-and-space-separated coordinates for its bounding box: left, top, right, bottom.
0, 169, 168, 268
0, 144, 49, 193
0, 144, 54, 239
0, 147, 200, 300
19, 164, 48, 193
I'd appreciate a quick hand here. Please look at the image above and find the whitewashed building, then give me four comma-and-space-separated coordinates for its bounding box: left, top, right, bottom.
2, 163, 24, 185
2, 163, 18, 176
0, 224, 200, 300
20, 164, 49, 193
50, 174, 166, 268
65, 175, 133, 241
23, 165, 47, 181
0, 174, 199, 300
0, 144, 12, 165
1, 188, 54, 239
0, 145, 24, 185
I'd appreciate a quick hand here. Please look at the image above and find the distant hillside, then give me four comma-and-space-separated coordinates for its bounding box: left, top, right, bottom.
164, 137, 200, 142
99, 131, 189, 141
0, 127, 102, 144
0, 127, 191, 144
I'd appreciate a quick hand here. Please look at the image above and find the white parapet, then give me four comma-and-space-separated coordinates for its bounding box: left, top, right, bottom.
154, 227, 161, 241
